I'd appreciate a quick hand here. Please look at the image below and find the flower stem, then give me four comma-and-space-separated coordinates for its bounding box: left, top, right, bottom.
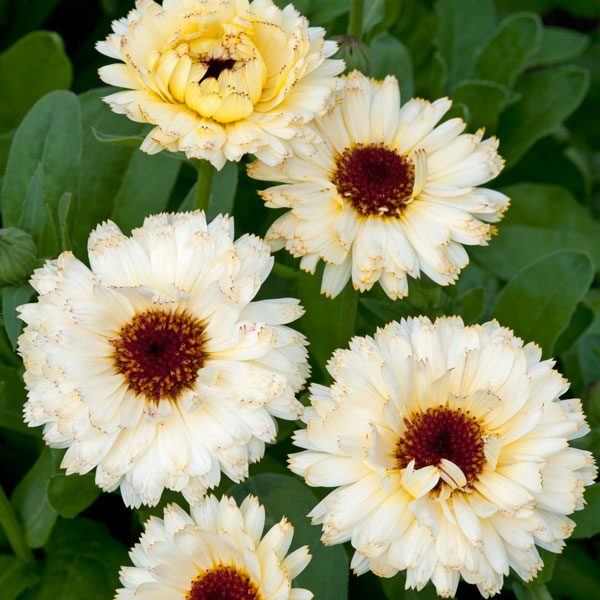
348, 0, 364, 39
0, 484, 34, 565
194, 160, 215, 212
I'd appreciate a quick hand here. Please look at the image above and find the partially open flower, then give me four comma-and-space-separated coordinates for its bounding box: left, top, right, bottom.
18, 211, 309, 507
97, 0, 344, 168
290, 317, 596, 597
249, 71, 509, 299
116, 495, 313, 599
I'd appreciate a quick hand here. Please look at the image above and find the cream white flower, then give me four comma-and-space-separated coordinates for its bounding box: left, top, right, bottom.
249, 71, 510, 299
97, 0, 344, 169
289, 317, 596, 598
116, 495, 313, 599
18, 211, 309, 508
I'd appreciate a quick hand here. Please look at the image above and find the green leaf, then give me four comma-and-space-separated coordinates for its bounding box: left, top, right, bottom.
415, 51, 448, 99
16, 162, 61, 256
365, 0, 403, 40
363, 0, 385, 35
370, 34, 414, 98
434, 0, 496, 88
0, 130, 12, 185
32, 517, 128, 600
91, 127, 145, 148
497, 66, 589, 165
457, 287, 485, 324
554, 303, 594, 355
230, 474, 349, 600
474, 13, 541, 87
207, 161, 238, 219
359, 278, 454, 327
10, 447, 58, 548
109, 150, 182, 233
472, 183, 600, 278
451, 80, 516, 131
74, 89, 180, 247
0, 228, 37, 286
47, 472, 101, 519
571, 482, 600, 539
2, 284, 34, 349
491, 251, 594, 355
274, 0, 311, 12
0, 90, 81, 244
0, 365, 33, 436
527, 26, 590, 67
513, 582, 553, 600
548, 544, 600, 600
500, 136, 590, 201
309, 1, 349, 24
294, 268, 358, 375
57, 192, 73, 250
0, 31, 72, 133
0, 555, 39, 600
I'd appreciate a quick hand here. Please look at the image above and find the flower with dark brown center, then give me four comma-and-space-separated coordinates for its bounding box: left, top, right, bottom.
187, 564, 263, 600
110, 308, 206, 403
332, 144, 415, 218
395, 406, 485, 486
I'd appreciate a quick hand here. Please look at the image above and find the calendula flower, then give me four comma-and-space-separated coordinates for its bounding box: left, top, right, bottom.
116, 495, 313, 599
18, 211, 309, 507
289, 317, 595, 597
97, 0, 344, 169
249, 71, 509, 299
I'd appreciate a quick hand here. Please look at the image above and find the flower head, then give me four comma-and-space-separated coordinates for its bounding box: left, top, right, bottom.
97, 0, 344, 168
116, 495, 313, 599
18, 211, 309, 507
289, 317, 596, 597
249, 71, 510, 299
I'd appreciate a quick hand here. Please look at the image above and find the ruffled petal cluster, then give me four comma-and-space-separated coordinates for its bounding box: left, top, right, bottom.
249, 71, 509, 299
97, 0, 344, 168
290, 317, 595, 597
18, 211, 309, 507
117, 495, 312, 599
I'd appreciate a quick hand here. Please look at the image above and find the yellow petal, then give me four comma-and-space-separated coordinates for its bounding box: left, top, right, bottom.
212, 91, 254, 123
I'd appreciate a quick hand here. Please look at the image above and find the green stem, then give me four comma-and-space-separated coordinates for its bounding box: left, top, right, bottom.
194, 160, 215, 212
348, 0, 364, 39
0, 484, 34, 565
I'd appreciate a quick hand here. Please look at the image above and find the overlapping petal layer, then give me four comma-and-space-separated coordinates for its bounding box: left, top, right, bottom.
97, 0, 344, 168
249, 71, 509, 299
116, 495, 313, 599
18, 211, 309, 507
290, 316, 595, 597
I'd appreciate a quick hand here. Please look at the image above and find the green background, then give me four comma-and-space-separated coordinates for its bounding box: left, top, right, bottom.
0, 0, 599, 598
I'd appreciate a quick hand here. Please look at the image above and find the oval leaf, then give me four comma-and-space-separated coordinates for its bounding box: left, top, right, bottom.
230, 474, 349, 600
492, 250, 594, 356
497, 66, 589, 165
47, 472, 101, 519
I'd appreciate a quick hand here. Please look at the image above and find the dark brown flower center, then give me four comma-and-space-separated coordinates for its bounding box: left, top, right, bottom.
187, 565, 262, 600
200, 58, 236, 83
110, 308, 206, 403
395, 406, 485, 486
332, 144, 415, 218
